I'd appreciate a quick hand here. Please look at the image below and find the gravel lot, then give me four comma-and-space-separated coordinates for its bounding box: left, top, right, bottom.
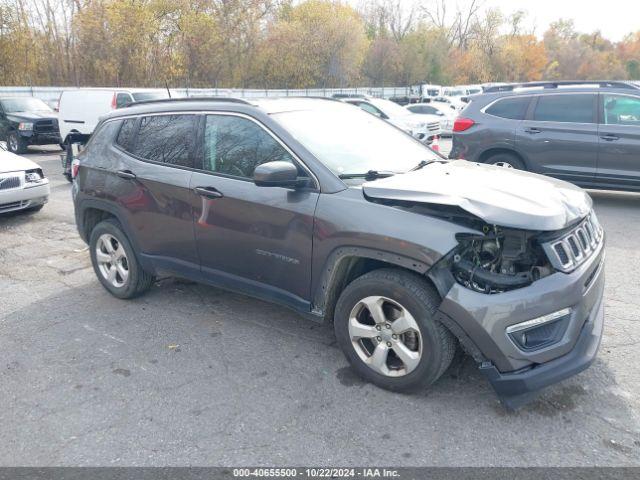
1, 142, 639, 466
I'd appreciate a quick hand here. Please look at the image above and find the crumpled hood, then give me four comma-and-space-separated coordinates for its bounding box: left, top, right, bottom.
0, 150, 41, 173
362, 160, 592, 231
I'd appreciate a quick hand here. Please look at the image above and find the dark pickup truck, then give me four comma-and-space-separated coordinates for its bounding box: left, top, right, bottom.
0, 97, 61, 154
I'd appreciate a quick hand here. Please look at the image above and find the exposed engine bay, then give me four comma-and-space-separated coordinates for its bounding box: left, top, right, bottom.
451, 226, 553, 294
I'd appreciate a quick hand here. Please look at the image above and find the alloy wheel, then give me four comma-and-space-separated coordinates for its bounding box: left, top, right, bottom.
348, 296, 423, 377
95, 233, 129, 288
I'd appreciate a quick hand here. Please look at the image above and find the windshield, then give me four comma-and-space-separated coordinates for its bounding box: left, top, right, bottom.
444, 89, 466, 97
1, 98, 52, 113
272, 107, 437, 176
368, 98, 411, 118
132, 91, 170, 102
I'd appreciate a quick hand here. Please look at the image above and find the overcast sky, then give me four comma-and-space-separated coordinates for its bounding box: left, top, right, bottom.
358, 0, 640, 42
486, 0, 640, 41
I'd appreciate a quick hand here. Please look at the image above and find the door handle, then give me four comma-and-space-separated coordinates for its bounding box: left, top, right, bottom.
600, 134, 620, 141
194, 186, 223, 199
116, 169, 137, 180
524, 127, 541, 134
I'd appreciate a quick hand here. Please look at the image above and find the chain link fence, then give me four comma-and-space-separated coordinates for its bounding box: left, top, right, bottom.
0, 86, 417, 103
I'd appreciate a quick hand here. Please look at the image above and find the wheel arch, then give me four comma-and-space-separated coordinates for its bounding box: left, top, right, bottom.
313, 247, 441, 323
77, 199, 155, 274
478, 147, 528, 170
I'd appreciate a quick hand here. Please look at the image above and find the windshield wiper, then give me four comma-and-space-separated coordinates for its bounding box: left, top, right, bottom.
338, 170, 396, 180
410, 159, 436, 171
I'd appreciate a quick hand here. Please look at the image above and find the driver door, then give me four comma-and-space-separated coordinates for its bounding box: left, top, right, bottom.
190, 113, 319, 306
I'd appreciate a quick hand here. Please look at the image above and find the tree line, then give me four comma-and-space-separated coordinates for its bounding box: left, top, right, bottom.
0, 0, 639, 88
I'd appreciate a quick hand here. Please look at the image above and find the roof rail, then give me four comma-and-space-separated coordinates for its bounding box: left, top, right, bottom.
130, 96, 254, 106
483, 81, 639, 93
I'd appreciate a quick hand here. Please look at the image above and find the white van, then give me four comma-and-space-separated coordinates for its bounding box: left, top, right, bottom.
58, 89, 169, 143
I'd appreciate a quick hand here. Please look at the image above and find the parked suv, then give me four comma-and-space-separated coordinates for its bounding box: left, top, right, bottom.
72, 98, 605, 408
450, 81, 640, 191
0, 97, 61, 154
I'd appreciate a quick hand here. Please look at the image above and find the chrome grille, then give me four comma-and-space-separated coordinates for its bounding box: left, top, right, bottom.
543, 211, 603, 273
0, 176, 21, 191
427, 121, 440, 132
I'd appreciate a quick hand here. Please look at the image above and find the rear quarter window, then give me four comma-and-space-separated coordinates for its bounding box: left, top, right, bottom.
82, 121, 121, 166
485, 96, 530, 120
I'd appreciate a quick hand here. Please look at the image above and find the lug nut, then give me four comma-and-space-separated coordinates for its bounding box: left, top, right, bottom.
376, 336, 381, 341
386, 341, 392, 347
392, 334, 397, 339
376, 325, 382, 331
385, 324, 391, 329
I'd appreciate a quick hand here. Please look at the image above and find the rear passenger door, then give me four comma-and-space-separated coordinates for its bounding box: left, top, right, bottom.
516, 93, 598, 184
111, 114, 199, 268
596, 94, 640, 189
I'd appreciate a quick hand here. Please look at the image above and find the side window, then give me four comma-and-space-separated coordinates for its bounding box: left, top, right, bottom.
603, 95, 640, 126
358, 102, 385, 118
84, 121, 121, 158
203, 115, 295, 179
486, 96, 530, 120
116, 93, 133, 109
533, 94, 595, 123
132, 114, 195, 168
115, 118, 137, 152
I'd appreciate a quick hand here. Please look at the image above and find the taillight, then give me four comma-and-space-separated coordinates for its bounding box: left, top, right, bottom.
111, 92, 117, 109
453, 118, 475, 132
72, 159, 80, 179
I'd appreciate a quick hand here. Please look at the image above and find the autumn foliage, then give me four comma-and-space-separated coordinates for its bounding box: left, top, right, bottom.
0, 0, 638, 88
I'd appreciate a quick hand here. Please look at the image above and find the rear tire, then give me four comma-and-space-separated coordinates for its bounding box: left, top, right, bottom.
486, 152, 525, 170
89, 219, 154, 299
334, 268, 456, 393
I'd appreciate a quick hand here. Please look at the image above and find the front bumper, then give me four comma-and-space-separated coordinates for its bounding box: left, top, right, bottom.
437, 239, 605, 407
19, 130, 61, 145
480, 288, 603, 409
0, 181, 50, 213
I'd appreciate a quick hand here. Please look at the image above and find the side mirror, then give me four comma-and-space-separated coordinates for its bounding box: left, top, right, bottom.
254, 161, 306, 188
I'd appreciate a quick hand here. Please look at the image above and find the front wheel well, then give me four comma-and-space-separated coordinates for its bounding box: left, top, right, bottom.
319, 255, 439, 323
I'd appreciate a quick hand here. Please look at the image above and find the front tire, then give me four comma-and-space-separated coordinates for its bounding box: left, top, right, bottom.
334, 268, 456, 393
7, 131, 27, 154
89, 219, 154, 299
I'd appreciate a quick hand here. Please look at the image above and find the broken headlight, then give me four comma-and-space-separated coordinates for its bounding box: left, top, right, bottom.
25, 168, 44, 183
451, 226, 553, 294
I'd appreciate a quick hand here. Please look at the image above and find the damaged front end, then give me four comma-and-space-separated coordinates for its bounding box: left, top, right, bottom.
450, 227, 553, 294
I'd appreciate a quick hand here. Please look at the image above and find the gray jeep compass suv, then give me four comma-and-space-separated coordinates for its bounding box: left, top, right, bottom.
72, 97, 605, 408
450, 81, 640, 191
